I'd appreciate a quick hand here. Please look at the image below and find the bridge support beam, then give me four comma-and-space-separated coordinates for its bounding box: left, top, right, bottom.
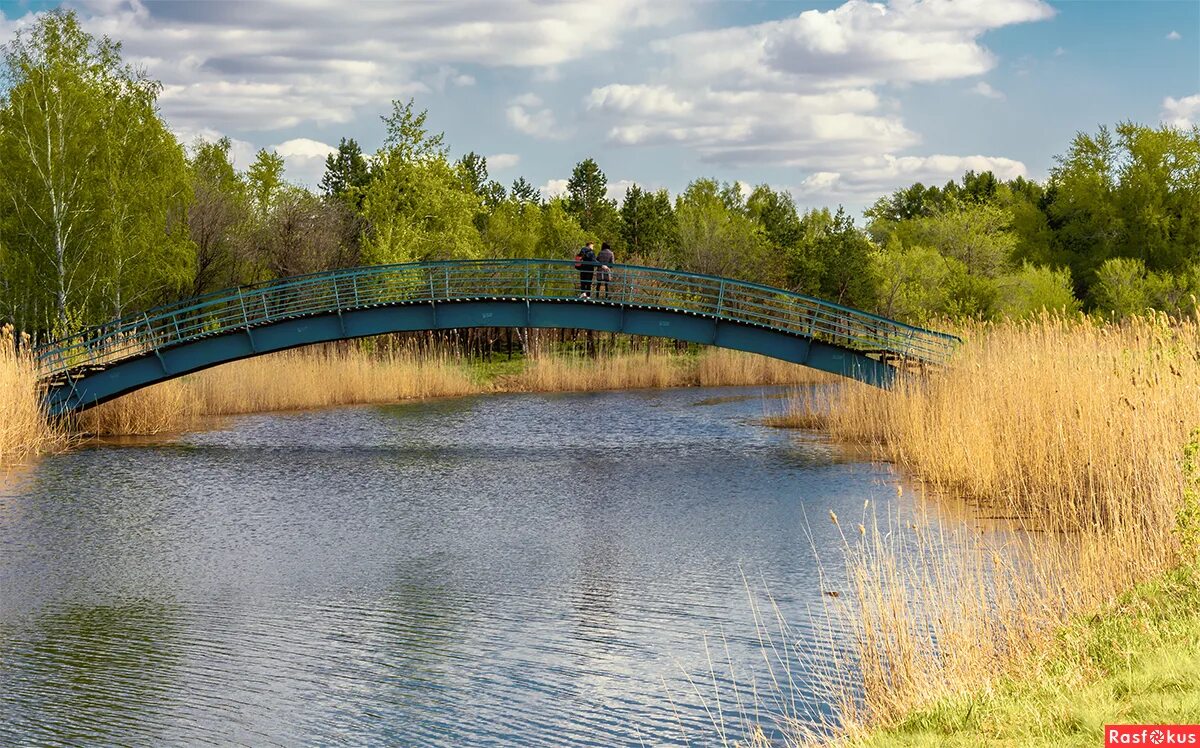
45, 300, 896, 415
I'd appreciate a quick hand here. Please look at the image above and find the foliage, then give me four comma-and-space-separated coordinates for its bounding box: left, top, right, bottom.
993, 263, 1080, 319
0, 8, 1195, 338
565, 157, 619, 240
0, 9, 191, 331
360, 99, 482, 264
673, 178, 772, 282
320, 137, 371, 208
618, 184, 676, 262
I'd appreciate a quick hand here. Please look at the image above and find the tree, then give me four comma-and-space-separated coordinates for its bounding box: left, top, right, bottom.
252, 187, 357, 278
360, 99, 481, 264
619, 184, 677, 262
246, 149, 286, 219
747, 185, 801, 248
455, 151, 488, 195
187, 137, 247, 295
536, 198, 588, 260
320, 137, 371, 208
0, 9, 191, 331
673, 178, 770, 281
809, 207, 877, 308
873, 241, 967, 323
896, 203, 1017, 278
786, 208, 835, 294
565, 157, 618, 236
510, 177, 539, 204
993, 264, 1080, 319
481, 197, 541, 259
1090, 257, 1153, 318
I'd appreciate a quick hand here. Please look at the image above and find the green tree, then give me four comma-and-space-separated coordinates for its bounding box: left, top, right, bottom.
1090, 257, 1153, 318
896, 203, 1017, 278
360, 99, 481, 264
810, 207, 877, 308
187, 137, 247, 295
481, 197, 541, 259
246, 149, 286, 220
619, 184, 677, 262
0, 9, 191, 331
536, 198, 588, 260
993, 263, 1080, 319
673, 178, 771, 282
320, 137, 371, 208
786, 208, 835, 294
747, 185, 801, 248
510, 177, 539, 204
873, 241, 968, 323
565, 157, 619, 237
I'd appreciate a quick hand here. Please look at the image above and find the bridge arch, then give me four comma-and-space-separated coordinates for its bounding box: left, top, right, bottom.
35, 260, 959, 416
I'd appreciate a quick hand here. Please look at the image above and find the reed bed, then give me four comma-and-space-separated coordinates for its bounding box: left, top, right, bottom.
74, 343, 823, 436
80, 346, 480, 435
770, 315, 1200, 737
0, 326, 60, 462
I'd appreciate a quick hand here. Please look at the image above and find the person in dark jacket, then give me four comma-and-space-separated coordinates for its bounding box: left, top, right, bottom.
595, 242, 615, 299
575, 241, 598, 298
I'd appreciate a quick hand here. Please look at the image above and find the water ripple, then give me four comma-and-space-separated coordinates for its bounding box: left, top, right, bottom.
1, 386, 922, 746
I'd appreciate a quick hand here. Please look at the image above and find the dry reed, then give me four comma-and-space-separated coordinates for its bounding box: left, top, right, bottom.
80, 346, 480, 435
76, 343, 823, 436
772, 315, 1200, 736
0, 326, 60, 463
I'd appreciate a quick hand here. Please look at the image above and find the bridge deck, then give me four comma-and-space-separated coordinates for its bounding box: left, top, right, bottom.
34, 260, 960, 409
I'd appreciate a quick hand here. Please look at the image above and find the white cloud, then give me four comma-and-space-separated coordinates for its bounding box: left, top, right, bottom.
588, 85, 909, 164
651, 0, 1055, 90
486, 153, 521, 172
971, 81, 1005, 100
794, 154, 1028, 201
606, 179, 636, 202
506, 94, 565, 139
1162, 94, 1200, 129
174, 127, 258, 170
1053, 46, 1066, 56
540, 178, 569, 200
52, 0, 684, 134
585, 0, 1051, 203
1167, 30, 1182, 41
272, 138, 338, 187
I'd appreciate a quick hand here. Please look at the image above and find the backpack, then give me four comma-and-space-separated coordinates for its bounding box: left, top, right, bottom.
574, 247, 594, 269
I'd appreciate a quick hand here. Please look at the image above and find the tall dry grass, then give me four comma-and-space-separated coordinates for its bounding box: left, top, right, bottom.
0, 326, 60, 463
76, 343, 823, 436
772, 314, 1200, 735
80, 346, 481, 435
508, 346, 828, 392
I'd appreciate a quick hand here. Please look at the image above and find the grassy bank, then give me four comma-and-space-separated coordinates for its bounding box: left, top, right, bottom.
856, 563, 1200, 746
767, 315, 1200, 740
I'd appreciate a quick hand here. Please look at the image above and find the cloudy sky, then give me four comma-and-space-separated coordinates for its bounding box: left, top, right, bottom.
2, 0, 1197, 213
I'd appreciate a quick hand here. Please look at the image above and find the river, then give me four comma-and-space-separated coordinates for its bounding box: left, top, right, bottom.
0, 386, 925, 746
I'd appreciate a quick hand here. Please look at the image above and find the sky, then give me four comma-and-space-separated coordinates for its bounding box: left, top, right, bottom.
1, 0, 1197, 215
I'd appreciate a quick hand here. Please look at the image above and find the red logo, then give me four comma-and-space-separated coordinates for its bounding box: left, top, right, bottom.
1106, 725, 1200, 746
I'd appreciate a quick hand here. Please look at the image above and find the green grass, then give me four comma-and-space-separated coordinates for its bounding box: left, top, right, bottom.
857, 564, 1200, 747
463, 353, 528, 385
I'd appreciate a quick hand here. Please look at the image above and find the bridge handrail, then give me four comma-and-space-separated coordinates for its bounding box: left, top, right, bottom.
34, 259, 961, 378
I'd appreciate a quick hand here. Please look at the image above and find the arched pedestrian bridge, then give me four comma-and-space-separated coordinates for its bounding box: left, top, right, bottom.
35, 259, 960, 416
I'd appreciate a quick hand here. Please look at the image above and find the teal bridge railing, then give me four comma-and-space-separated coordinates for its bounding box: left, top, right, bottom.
35, 259, 960, 414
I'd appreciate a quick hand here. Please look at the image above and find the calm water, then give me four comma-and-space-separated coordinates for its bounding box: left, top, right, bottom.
1, 386, 924, 746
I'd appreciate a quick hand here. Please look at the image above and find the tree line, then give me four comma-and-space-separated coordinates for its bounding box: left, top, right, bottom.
2, 11, 1198, 340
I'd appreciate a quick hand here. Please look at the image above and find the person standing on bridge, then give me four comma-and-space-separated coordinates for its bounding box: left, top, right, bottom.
575, 241, 598, 299
595, 242, 615, 299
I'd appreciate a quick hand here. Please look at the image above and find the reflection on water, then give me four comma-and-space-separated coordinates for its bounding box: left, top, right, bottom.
2, 386, 929, 745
